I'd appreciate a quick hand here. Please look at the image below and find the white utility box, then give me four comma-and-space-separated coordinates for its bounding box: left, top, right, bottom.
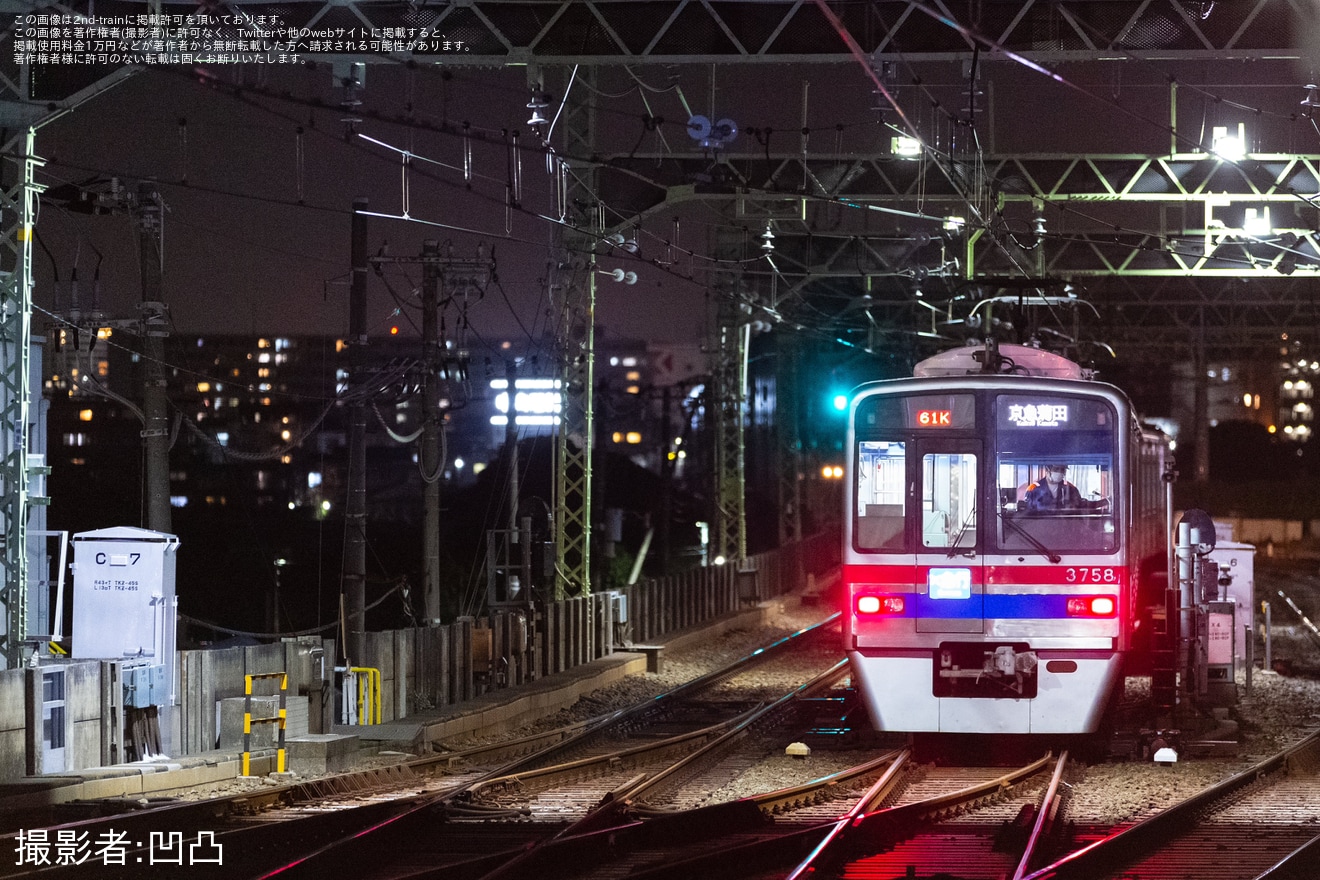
1207, 539, 1255, 666
70, 527, 180, 662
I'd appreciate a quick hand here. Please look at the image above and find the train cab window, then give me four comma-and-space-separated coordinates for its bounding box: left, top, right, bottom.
921, 452, 977, 549
994, 395, 1117, 554
855, 440, 906, 551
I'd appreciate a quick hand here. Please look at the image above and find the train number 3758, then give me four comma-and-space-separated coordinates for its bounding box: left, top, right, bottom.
1064, 567, 1119, 583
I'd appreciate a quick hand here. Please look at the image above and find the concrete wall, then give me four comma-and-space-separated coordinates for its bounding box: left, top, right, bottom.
1214, 516, 1303, 546
0, 668, 25, 779
66, 662, 104, 773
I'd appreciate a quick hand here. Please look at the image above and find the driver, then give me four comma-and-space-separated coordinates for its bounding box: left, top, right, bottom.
1022, 464, 1087, 512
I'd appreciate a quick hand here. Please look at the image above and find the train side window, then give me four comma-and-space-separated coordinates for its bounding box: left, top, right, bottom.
856, 441, 906, 551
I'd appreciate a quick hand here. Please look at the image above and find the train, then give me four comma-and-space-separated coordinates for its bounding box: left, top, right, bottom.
842, 340, 1172, 735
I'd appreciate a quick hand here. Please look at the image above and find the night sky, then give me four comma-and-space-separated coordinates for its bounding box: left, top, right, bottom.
30, 62, 714, 349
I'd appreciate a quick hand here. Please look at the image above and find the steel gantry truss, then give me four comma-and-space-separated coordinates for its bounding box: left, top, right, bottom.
23, 0, 1303, 67
0, 128, 39, 668
0, 0, 1314, 648
603, 145, 1320, 358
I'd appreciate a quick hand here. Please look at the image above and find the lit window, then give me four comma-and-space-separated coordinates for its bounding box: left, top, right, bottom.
78, 409, 93, 422
197, 382, 211, 392
626, 371, 641, 381
96, 360, 108, 377
622, 357, 637, 367
69, 457, 85, 466
96, 328, 112, 339
257, 368, 270, 378
281, 430, 292, 441
216, 432, 229, 446
258, 338, 270, 349
258, 353, 271, 363
170, 496, 188, 508
625, 431, 642, 444
307, 472, 322, 489
626, 385, 640, 394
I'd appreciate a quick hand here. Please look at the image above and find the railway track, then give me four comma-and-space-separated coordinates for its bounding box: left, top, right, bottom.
1, 615, 848, 879
1023, 730, 1320, 880
9, 607, 1320, 880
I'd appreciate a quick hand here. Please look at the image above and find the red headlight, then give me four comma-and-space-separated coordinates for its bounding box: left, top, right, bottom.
856, 595, 905, 615
1067, 596, 1117, 617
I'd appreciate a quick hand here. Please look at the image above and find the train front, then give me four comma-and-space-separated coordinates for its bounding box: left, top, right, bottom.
843, 370, 1137, 735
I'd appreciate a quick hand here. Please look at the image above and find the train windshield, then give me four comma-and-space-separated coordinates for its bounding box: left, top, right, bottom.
994, 394, 1117, 554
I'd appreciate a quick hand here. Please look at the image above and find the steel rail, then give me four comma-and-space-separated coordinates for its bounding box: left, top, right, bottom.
786, 752, 1056, 878
1250, 833, 1320, 880
469, 661, 853, 880
1011, 751, 1071, 880
245, 614, 840, 879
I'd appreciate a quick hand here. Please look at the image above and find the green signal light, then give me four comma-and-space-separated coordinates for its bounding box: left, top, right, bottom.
832, 394, 849, 412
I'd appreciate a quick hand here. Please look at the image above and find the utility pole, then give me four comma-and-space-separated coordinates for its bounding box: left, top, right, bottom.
504, 357, 520, 534
1193, 311, 1210, 484
369, 243, 490, 623
657, 385, 673, 575
420, 240, 442, 626
134, 181, 170, 535
343, 198, 369, 666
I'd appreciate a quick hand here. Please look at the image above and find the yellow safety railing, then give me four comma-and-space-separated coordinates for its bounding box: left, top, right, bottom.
242, 671, 287, 776
348, 667, 381, 725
